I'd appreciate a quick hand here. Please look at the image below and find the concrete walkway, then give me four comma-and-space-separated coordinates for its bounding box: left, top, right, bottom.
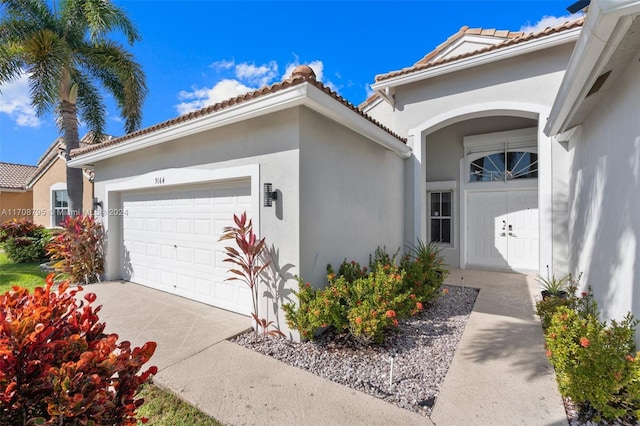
83, 268, 567, 426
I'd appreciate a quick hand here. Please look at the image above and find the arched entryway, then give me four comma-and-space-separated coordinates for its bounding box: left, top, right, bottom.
406, 102, 554, 274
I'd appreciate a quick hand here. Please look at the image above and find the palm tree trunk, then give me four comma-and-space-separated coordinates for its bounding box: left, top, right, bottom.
60, 99, 83, 216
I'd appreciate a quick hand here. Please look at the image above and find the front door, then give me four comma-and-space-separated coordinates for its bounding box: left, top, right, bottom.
466, 189, 538, 271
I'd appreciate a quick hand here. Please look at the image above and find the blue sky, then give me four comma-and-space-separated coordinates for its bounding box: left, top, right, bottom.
0, 1, 581, 166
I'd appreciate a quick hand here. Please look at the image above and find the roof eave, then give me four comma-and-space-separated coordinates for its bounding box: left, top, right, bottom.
69, 83, 410, 168
545, 0, 640, 136
371, 28, 581, 93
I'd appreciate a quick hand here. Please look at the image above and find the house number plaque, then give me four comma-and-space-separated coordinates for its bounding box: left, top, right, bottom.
154, 177, 165, 184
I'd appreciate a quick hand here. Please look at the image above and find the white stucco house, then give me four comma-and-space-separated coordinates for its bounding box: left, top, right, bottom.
69, 0, 640, 338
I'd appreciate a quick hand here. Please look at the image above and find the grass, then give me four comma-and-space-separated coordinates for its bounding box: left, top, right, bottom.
0, 251, 49, 293
137, 384, 221, 425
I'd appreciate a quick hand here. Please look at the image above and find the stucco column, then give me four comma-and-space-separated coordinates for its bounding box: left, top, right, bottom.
404, 133, 423, 246
538, 116, 553, 275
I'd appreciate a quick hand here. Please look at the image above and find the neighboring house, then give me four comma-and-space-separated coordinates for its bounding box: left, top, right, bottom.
68, 0, 640, 340
27, 137, 95, 228
545, 0, 640, 329
0, 162, 37, 224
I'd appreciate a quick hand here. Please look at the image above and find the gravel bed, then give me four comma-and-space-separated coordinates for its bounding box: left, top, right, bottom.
231, 285, 478, 416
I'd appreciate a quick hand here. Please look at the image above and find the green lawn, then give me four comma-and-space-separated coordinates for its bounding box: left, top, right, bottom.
137, 384, 221, 425
0, 251, 49, 293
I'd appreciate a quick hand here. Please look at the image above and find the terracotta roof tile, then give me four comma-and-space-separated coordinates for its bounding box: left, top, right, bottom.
71, 68, 406, 158
374, 18, 583, 83
0, 162, 38, 189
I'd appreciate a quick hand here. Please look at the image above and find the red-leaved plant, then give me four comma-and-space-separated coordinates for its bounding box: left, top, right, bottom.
219, 212, 284, 337
0, 274, 157, 425
47, 214, 104, 285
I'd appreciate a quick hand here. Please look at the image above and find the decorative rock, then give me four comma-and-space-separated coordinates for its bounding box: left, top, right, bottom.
231, 285, 478, 416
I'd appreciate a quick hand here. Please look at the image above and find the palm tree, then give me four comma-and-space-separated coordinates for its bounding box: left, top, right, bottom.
0, 0, 146, 215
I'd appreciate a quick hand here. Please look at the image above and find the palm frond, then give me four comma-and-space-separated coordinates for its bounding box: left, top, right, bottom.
72, 69, 105, 138
24, 28, 68, 116
78, 39, 146, 132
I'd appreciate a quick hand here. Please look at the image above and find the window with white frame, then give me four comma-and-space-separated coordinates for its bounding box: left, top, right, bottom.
52, 190, 69, 227
429, 191, 452, 244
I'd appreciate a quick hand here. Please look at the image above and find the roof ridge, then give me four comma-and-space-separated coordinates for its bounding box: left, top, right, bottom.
374, 17, 584, 83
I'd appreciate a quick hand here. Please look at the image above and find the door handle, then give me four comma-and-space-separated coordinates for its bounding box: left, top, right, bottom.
502, 220, 506, 231
508, 224, 512, 231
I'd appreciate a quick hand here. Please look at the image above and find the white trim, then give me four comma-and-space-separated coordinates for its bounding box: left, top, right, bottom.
372, 28, 581, 92
69, 82, 411, 167
426, 183, 456, 249
359, 95, 384, 114
50, 182, 68, 228
50, 182, 66, 191
425, 180, 457, 191
463, 127, 537, 153
433, 34, 506, 62
545, 0, 640, 135
102, 164, 260, 280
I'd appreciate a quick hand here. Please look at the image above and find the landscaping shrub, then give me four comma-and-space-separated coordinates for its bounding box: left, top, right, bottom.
219, 212, 284, 337
47, 215, 104, 285
0, 218, 50, 263
545, 306, 640, 422
535, 296, 570, 329
400, 241, 447, 305
283, 242, 448, 344
0, 274, 157, 425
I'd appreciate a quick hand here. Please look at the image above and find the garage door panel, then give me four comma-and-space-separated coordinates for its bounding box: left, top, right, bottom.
121, 179, 252, 315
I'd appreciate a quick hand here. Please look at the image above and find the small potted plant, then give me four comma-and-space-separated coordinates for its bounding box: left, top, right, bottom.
537, 267, 569, 299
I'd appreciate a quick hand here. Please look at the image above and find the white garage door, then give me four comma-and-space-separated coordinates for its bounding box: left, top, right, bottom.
121, 179, 252, 315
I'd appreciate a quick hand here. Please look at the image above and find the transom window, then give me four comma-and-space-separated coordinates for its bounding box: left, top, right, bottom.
52, 190, 68, 227
429, 191, 452, 244
470, 151, 538, 182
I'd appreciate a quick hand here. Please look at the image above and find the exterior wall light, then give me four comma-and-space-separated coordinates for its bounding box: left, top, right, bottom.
264, 183, 278, 207
93, 197, 103, 209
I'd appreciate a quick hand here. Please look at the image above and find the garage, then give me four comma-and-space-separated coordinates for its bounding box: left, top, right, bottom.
121, 179, 252, 315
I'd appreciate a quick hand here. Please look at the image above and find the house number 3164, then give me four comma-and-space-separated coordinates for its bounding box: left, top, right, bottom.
154, 177, 165, 184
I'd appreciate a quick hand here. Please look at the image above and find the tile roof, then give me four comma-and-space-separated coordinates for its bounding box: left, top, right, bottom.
374, 18, 583, 84
71, 67, 406, 159
359, 19, 583, 111
0, 162, 38, 189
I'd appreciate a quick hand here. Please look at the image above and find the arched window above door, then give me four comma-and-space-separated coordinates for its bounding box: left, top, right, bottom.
463, 127, 538, 184
470, 151, 538, 182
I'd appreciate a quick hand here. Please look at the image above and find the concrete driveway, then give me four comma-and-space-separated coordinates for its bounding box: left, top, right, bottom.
81, 281, 251, 372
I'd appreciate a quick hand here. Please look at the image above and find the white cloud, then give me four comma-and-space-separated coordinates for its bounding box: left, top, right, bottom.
519, 14, 581, 33
176, 79, 253, 115
176, 58, 343, 116
0, 75, 41, 127
234, 61, 278, 87
209, 59, 235, 71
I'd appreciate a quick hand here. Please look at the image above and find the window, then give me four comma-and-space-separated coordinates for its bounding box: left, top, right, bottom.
470, 151, 538, 182
52, 190, 69, 226
429, 191, 452, 244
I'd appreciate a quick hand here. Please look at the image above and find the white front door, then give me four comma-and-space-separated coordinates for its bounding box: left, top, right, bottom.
466, 189, 538, 271
121, 179, 253, 315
